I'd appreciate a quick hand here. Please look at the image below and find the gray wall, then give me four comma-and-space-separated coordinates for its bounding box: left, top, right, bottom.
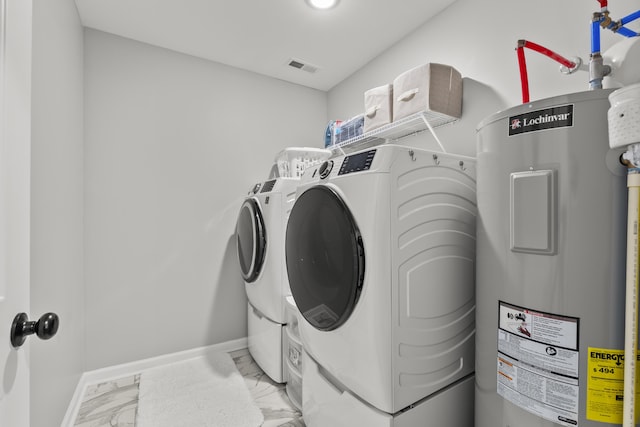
83, 29, 327, 370
327, 0, 640, 157
31, 0, 85, 426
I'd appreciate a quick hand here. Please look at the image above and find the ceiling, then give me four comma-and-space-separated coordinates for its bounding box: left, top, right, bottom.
74, 0, 457, 91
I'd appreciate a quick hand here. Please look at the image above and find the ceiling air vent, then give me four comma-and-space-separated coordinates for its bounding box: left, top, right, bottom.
287, 58, 319, 74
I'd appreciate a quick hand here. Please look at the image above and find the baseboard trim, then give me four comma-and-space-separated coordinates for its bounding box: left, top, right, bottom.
61, 337, 248, 427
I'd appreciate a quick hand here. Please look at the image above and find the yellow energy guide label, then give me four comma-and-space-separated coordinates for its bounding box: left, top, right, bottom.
587, 347, 640, 423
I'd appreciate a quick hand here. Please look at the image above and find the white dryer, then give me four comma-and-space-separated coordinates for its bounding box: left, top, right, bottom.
285, 145, 477, 425
236, 177, 300, 382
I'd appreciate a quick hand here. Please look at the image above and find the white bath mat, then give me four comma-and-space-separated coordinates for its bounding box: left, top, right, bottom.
136, 352, 264, 427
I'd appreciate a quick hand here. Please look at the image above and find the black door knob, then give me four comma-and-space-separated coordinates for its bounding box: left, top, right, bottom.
10, 312, 60, 348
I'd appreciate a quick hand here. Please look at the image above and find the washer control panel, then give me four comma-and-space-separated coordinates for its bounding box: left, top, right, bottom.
319, 160, 334, 179
338, 149, 376, 175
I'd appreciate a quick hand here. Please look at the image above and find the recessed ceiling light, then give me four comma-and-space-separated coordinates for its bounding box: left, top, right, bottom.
306, 0, 339, 10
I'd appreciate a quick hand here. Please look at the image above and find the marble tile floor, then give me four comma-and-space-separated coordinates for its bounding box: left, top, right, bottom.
72, 348, 305, 427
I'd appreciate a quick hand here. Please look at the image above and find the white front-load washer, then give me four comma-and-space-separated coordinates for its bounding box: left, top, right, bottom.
236, 177, 300, 382
285, 145, 477, 424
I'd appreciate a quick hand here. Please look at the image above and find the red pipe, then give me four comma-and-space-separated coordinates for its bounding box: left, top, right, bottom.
598, 0, 608, 9
516, 46, 530, 104
516, 39, 577, 104
521, 40, 577, 69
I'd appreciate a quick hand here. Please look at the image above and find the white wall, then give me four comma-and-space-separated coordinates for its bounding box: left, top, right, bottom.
328, 0, 640, 157
83, 29, 327, 370
31, 0, 85, 426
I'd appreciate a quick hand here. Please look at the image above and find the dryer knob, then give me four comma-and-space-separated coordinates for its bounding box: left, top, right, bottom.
319, 160, 333, 179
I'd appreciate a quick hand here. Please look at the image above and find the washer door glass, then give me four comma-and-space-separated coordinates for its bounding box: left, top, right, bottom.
236, 198, 266, 283
286, 185, 365, 331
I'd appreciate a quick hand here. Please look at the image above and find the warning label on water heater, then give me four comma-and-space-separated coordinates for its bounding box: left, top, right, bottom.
497, 301, 580, 427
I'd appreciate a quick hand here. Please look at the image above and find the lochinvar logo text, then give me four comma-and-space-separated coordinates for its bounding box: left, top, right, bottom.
508, 104, 574, 136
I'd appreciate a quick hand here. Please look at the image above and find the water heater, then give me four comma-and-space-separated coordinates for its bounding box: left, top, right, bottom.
475, 89, 633, 427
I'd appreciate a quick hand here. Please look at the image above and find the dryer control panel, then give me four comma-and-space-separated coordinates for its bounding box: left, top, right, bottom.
338, 149, 376, 175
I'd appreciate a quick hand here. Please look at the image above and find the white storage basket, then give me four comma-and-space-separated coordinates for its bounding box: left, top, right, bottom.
364, 84, 393, 133
274, 147, 331, 178
392, 63, 462, 122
